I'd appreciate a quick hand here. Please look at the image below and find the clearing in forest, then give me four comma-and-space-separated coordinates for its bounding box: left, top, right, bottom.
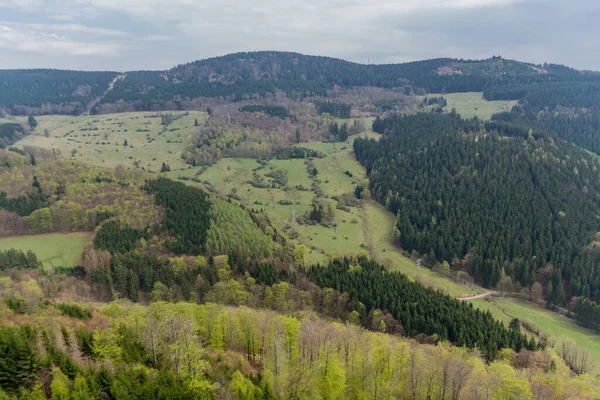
0, 232, 91, 270
425, 92, 517, 120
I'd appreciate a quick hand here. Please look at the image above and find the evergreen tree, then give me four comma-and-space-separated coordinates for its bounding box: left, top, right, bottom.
27, 116, 37, 129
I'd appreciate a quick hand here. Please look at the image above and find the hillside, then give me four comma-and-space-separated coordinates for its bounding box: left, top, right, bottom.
3, 51, 600, 399
2, 299, 595, 399
0, 70, 119, 115
97, 53, 600, 112
355, 113, 600, 306
2, 52, 600, 116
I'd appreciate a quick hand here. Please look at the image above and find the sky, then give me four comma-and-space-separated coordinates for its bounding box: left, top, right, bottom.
0, 0, 598, 71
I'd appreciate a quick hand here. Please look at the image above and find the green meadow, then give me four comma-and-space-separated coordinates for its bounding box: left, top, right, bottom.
14, 111, 206, 172
0, 232, 91, 269
424, 92, 518, 120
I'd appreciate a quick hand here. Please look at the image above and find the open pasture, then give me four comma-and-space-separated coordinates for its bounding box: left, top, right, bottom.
14, 111, 206, 172
0, 232, 91, 270
424, 92, 517, 120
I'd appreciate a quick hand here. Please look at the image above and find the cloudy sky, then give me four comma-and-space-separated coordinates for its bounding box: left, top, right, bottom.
0, 0, 598, 71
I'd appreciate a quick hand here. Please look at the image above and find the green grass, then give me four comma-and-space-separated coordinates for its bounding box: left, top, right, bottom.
172, 126, 482, 297
0, 232, 91, 269
490, 297, 600, 366
424, 92, 517, 120
469, 298, 513, 326
14, 111, 206, 172
365, 202, 481, 298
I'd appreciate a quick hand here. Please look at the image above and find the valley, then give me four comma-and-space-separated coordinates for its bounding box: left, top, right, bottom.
1, 52, 600, 398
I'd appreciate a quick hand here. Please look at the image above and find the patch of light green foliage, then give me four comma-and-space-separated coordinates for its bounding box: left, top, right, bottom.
205, 197, 275, 258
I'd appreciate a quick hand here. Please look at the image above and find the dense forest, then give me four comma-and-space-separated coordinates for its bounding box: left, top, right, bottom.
308, 257, 536, 360
484, 81, 600, 161
100, 53, 600, 111
355, 113, 600, 305
2, 299, 594, 400
0, 70, 118, 115
0, 150, 160, 235
5, 52, 600, 115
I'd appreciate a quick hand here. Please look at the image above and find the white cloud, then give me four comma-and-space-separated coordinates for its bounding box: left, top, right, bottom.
0, 0, 598, 71
0, 21, 129, 37
0, 24, 123, 56
0, 0, 44, 11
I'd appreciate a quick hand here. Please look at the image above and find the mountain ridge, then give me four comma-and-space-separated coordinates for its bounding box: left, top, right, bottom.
2, 51, 599, 116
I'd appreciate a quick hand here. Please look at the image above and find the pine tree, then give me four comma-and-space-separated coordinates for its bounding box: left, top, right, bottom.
27, 116, 37, 129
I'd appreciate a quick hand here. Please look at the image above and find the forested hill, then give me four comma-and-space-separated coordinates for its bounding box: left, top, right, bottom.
355, 113, 600, 306
2, 52, 599, 115
98, 53, 600, 111
0, 69, 119, 115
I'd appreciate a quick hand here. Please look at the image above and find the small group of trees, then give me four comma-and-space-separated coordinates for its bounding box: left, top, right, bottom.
0, 249, 41, 270
315, 101, 351, 118
574, 297, 600, 332
274, 146, 324, 159
239, 105, 290, 118
304, 200, 336, 225
328, 121, 349, 141
423, 96, 447, 107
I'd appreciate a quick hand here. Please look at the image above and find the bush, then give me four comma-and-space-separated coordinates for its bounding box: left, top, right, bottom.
54, 303, 93, 320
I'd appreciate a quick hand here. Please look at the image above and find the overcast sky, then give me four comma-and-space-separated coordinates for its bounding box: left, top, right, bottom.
0, 0, 598, 71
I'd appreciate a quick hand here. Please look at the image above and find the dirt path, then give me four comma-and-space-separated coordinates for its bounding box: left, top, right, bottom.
458, 291, 499, 301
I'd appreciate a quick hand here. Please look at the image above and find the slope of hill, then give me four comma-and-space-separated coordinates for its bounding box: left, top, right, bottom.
99, 53, 600, 112
3, 52, 599, 116
0, 70, 119, 115
355, 113, 600, 305
2, 299, 594, 399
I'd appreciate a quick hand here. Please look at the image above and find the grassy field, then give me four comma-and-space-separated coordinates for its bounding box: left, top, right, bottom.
171, 122, 481, 296
475, 297, 600, 366
425, 92, 517, 120
469, 298, 513, 326
14, 111, 206, 172
0, 232, 91, 269
365, 202, 480, 298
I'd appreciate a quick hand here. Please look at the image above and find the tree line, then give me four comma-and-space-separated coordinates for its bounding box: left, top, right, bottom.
307, 257, 536, 361
2, 300, 585, 400
0, 69, 118, 115
315, 101, 351, 118
0, 249, 41, 271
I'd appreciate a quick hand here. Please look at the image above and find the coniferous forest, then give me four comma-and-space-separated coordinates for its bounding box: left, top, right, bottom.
355, 113, 600, 304
308, 257, 537, 360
